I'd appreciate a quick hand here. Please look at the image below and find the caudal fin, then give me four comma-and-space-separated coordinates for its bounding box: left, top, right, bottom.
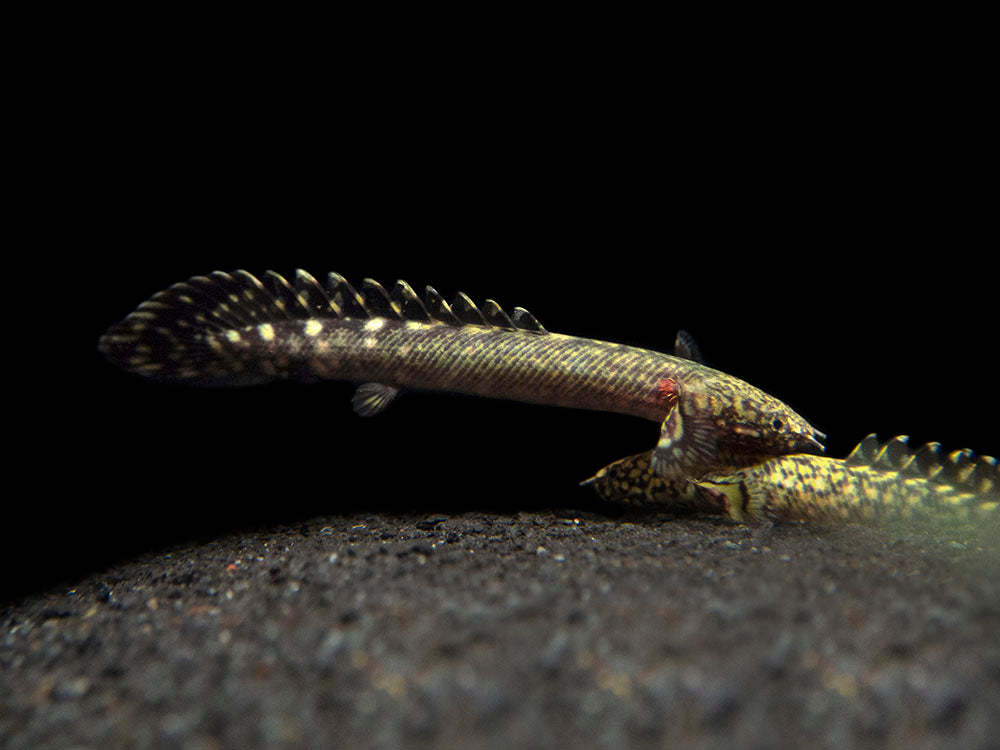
98, 269, 341, 385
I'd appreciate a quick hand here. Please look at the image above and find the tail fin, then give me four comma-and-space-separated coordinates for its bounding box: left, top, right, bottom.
98, 269, 342, 385
99, 268, 552, 385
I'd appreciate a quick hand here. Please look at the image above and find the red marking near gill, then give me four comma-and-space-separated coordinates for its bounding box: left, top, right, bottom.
657, 377, 678, 407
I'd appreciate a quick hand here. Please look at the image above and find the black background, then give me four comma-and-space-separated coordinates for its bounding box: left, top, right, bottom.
11, 18, 996, 601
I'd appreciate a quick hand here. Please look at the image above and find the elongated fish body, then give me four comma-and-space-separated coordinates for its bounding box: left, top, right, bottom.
584, 436, 999, 526
99, 270, 824, 480
700, 435, 999, 526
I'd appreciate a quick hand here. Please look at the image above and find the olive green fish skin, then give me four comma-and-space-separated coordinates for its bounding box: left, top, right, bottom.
223, 319, 819, 470
98, 269, 824, 473
224, 317, 693, 420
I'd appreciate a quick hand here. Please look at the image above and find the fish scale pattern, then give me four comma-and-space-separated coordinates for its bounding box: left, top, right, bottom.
584, 435, 999, 526
99, 269, 826, 486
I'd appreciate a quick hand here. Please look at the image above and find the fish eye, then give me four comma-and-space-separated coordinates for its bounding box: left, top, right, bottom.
771, 418, 784, 430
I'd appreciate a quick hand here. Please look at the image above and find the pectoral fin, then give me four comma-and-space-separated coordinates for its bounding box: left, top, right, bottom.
693, 476, 752, 523
351, 383, 400, 416
651, 400, 719, 478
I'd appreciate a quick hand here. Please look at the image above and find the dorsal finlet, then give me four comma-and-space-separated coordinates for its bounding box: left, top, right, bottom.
877, 435, 912, 472
510, 307, 547, 333
263, 271, 313, 319
390, 280, 431, 322
845, 433, 880, 466
173, 271, 548, 332
325, 272, 369, 318
482, 299, 515, 329
424, 285, 461, 326
843, 435, 997, 500
293, 269, 341, 317
914, 442, 943, 481
360, 278, 402, 320
452, 292, 488, 326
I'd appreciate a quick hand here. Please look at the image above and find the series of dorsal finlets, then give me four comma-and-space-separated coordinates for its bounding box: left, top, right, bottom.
145, 270, 550, 335
845, 434, 999, 497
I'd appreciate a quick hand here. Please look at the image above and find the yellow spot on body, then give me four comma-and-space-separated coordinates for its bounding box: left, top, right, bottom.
364, 337, 378, 349
364, 318, 386, 332
258, 323, 275, 341
226, 330, 242, 343
405, 321, 425, 330
305, 319, 323, 337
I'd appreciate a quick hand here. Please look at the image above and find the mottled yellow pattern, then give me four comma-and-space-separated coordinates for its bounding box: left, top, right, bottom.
586, 435, 998, 527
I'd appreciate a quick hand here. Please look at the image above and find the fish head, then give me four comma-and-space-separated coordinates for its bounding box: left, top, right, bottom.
713, 384, 825, 461
678, 372, 825, 466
